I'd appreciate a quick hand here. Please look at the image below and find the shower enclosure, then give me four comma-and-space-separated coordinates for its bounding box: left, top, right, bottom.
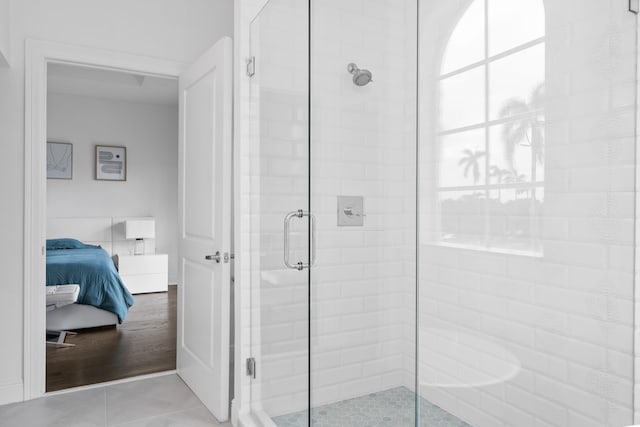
244, 0, 639, 426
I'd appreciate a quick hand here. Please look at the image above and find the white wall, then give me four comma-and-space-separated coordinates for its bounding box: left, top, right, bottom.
0, 0, 232, 405
47, 92, 179, 283
0, 0, 9, 66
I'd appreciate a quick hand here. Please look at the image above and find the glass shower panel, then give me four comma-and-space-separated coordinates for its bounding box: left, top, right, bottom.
419, 1, 637, 426
248, 0, 310, 424
306, 0, 418, 426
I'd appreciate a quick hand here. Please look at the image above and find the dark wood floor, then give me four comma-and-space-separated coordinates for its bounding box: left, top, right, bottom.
46, 286, 177, 392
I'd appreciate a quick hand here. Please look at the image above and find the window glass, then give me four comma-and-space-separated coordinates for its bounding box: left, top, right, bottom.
441, 0, 486, 74
489, 44, 545, 120
440, 66, 485, 130
436, 0, 545, 254
488, 0, 545, 55
439, 129, 487, 188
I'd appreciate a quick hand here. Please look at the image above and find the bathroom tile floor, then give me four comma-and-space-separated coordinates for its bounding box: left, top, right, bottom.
0, 374, 231, 427
272, 387, 470, 427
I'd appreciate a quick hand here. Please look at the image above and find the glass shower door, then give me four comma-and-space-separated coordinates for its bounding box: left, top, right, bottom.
250, 0, 420, 425
307, 0, 419, 426
248, 0, 311, 424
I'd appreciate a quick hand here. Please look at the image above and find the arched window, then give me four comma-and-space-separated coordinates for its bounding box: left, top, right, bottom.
437, 0, 545, 253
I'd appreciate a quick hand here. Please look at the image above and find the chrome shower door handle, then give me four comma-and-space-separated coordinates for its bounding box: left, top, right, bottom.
284, 210, 304, 270
283, 209, 316, 271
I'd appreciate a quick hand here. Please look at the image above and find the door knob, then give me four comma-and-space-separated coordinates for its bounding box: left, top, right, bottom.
205, 251, 221, 263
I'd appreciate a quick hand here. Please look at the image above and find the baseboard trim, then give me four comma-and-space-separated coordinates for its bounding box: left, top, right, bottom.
231, 398, 239, 426
0, 381, 24, 406
45, 370, 177, 397
252, 409, 277, 427
238, 411, 264, 427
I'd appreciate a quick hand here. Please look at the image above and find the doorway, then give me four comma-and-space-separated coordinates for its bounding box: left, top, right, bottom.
44, 62, 180, 392
25, 38, 234, 423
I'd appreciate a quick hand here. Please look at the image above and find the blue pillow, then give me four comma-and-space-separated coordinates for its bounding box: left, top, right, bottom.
46, 238, 95, 250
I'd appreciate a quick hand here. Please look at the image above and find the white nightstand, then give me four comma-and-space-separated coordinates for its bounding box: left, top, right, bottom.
116, 254, 168, 294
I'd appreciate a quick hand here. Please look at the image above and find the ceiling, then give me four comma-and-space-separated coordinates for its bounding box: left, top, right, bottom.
47, 63, 178, 106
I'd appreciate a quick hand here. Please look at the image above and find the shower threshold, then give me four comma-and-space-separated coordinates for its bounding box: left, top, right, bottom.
272, 387, 470, 427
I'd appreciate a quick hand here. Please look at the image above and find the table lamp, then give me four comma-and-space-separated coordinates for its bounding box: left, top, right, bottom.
125, 219, 155, 255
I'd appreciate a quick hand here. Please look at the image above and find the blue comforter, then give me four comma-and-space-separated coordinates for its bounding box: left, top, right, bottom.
46, 241, 134, 323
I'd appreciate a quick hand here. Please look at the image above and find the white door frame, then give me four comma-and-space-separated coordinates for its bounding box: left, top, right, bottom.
24, 39, 186, 400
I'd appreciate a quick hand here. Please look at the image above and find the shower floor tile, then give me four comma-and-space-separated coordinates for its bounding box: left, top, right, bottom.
272, 387, 470, 427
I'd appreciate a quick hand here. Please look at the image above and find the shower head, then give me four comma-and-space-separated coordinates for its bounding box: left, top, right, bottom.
347, 63, 373, 86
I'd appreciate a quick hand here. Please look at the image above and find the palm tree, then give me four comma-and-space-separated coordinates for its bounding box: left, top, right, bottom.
503, 169, 528, 199
489, 166, 511, 198
458, 149, 486, 184
489, 165, 511, 182
499, 83, 545, 182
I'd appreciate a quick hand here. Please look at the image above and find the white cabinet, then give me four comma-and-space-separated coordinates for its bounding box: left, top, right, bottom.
116, 254, 168, 294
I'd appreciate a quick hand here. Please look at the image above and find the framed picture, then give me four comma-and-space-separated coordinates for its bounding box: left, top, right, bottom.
96, 145, 127, 181
47, 142, 73, 180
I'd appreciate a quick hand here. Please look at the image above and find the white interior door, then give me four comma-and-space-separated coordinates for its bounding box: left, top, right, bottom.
177, 36, 232, 421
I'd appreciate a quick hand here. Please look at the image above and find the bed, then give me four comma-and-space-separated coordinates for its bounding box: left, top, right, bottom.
46, 237, 134, 323
45, 216, 151, 331
43, 217, 139, 331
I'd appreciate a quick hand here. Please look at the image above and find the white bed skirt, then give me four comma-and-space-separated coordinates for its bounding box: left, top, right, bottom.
46, 303, 118, 331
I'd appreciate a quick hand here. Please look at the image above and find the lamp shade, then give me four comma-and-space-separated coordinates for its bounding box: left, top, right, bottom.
125, 219, 155, 239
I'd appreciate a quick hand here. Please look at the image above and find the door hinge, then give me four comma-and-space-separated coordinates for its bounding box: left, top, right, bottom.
631, 0, 639, 13
246, 357, 256, 379
246, 56, 256, 77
